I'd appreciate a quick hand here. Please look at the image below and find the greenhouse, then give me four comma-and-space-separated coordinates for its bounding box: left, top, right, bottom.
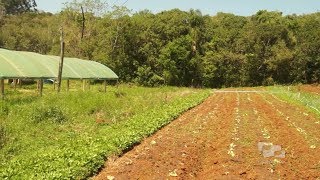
0, 48, 118, 98
0, 48, 118, 80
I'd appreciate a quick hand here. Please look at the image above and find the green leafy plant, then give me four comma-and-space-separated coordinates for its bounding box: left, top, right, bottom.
0, 85, 209, 179
31, 106, 67, 124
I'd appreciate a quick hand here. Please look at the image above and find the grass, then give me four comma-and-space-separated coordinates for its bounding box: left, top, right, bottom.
267, 85, 320, 118
0, 82, 210, 179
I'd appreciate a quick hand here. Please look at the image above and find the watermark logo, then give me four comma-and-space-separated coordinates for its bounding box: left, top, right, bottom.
258, 142, 285, 158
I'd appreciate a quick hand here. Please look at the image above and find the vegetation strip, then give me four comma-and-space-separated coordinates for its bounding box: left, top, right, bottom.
2, 3, 320, 87
0, 86, 209, 179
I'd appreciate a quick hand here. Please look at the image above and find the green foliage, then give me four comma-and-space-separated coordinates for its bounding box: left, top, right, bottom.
0, 4, 320, 87
202, 51, 247, 88
1, 12, 55, 53
135, 65, 164, 87
30, 106, 67, 124
0, 0, 37, 14
0, 85, 210, 179
268, 86, 320, 117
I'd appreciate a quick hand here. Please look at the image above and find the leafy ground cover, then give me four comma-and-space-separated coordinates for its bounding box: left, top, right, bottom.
0, 83, 210, 179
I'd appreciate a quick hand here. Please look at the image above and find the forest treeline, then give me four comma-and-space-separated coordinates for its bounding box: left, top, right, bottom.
0, 0, 320, 87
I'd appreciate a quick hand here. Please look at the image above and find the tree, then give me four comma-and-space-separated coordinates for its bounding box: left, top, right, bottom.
202, 51, 247, 88
0, 0, 37, 14
159, 35, 195, 86
292, 13, 320, 83
0, 7, 320, 87
0, 12, 55, 53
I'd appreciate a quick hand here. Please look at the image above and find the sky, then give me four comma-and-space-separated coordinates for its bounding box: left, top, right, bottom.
36, 0, 320, 16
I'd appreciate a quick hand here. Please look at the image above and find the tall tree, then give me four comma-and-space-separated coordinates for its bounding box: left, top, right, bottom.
0, 0, 37, 14
0, 7, 320, 87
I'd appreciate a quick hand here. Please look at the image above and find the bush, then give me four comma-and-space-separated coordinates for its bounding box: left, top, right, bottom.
263, 77, 275, 86
135, 66, 164, 87
31, 106, 67, 124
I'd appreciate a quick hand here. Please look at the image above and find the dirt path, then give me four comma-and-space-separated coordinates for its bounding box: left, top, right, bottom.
94, 91, 320, 179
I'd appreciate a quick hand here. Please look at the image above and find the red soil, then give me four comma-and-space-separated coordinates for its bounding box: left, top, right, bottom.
296, 84, 320, 95
94, 90, 320, 179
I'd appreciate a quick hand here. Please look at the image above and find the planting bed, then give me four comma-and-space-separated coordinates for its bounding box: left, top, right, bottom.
295, 84, 320, 95
94, 88, 320, 179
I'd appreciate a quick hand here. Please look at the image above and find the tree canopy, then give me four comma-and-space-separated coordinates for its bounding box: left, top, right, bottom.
0, 1, 319, 87
0, 0, 37, 14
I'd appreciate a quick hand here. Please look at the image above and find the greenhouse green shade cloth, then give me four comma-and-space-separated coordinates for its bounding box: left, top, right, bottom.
0, 48, 118, 80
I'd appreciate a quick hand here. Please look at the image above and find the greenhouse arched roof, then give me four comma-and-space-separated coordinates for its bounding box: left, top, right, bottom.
0, 48, 118, 80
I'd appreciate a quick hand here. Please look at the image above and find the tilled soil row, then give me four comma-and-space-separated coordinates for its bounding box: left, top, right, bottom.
94, 92, 320, 179
297, 85, 320, 95
255, 93, 320, 178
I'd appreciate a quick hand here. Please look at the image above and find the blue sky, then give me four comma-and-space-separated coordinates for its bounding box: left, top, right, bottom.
36, 0, 320, 16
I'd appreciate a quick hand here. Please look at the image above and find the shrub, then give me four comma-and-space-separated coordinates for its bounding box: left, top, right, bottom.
31, 106, 67, 124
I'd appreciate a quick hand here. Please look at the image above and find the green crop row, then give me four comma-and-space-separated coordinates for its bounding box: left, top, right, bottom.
0, 85, 209, 179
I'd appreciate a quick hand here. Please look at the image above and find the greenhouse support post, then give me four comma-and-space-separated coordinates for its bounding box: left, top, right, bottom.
37, 80, 40, 91
82, 80, 86, 91
66, 79, 70, 92
18, 79, 22, 88
39, 79, 43, 97
13, 79, 17, 90
1, 79, 4, 100
104, 80, 107, 93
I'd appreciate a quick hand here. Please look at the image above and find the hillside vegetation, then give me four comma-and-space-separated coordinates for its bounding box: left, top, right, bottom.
0, 0, 319, 87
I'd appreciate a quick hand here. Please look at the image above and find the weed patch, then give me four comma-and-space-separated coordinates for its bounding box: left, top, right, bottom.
31, 106, 67, 124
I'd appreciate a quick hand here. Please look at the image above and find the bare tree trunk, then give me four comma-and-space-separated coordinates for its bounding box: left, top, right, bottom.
81, 6, 85, 40
57, 27, 65, 93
